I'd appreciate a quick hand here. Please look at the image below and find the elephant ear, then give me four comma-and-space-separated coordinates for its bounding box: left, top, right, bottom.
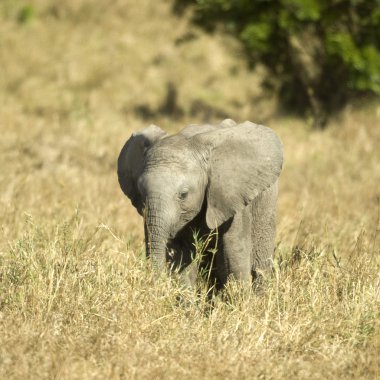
117, 124, 167, 214
194, 121, 283, 229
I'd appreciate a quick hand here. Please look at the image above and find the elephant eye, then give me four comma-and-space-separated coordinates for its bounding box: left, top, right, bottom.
179, 190, 188, 200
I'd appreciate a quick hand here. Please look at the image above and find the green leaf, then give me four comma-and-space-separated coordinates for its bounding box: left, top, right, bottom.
326, 32, 365, 70
281, 0, 321, 21
241, 22, 272, 52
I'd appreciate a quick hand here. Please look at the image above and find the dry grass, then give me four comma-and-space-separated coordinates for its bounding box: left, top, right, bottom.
0, 1, 379, 379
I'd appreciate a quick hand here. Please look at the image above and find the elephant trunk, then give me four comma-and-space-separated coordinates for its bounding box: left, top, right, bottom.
144, 196, 172, 271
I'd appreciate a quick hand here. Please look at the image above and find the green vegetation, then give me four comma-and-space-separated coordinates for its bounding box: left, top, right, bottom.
175, 0, 380, 127
17, 5, 35, 24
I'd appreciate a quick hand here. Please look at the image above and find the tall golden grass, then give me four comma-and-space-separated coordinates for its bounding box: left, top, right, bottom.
0, 1, 379, 379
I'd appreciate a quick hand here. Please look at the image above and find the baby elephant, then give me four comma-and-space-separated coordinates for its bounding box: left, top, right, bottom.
117, 119, 283, 288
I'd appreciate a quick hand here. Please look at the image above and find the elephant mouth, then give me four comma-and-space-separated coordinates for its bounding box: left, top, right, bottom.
166, 239, 177, 259
167, 247, 175, 259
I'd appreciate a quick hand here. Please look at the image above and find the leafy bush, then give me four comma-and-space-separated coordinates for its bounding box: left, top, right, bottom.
174, 0, 380, 127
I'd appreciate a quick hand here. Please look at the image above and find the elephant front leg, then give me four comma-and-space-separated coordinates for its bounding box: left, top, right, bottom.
217, 210, 252, 286
178, 261, 198, 288
250, 183, 278, 281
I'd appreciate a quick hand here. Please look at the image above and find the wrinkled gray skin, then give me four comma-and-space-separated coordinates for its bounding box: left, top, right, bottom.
117, 119, 283, 288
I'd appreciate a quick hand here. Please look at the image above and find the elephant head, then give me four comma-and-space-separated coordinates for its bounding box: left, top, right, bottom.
117, 120, 283, 270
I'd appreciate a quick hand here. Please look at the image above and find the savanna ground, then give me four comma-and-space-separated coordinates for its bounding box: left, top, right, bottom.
0, 1, 379, 379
